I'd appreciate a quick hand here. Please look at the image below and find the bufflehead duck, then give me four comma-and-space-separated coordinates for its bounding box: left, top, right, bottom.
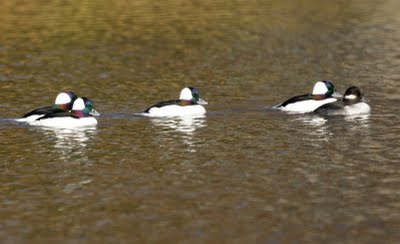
314, 86, 371, 115
29, 97, 100, 127
273, 80, 341, 113
141, 87, 208, 117
16, 92, 78, 122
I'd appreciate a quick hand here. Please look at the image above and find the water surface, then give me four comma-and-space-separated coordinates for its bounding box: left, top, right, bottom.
1, 0, 400, 242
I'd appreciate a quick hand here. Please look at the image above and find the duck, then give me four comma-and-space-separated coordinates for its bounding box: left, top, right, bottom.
273, 80, 341, 113
141, 87, 208, 117
29, 97, 100, 127
314, 86, 371, 115
16, 91, 78, 122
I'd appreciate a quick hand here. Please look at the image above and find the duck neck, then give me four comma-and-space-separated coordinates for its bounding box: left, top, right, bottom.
71, 110, 88, 118
179, 100, 195, 106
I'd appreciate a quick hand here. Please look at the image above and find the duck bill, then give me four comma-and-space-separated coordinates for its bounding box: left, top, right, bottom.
197, 98, 208, 105
89, 109, 101, 116
332, 91, 342, 99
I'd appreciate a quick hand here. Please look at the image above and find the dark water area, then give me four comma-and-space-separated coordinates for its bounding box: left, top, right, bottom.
1, 0, 400, 242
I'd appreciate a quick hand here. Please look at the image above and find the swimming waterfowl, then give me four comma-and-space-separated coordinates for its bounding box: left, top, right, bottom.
314, 86, 371, 115
16, 92, 78, 122
273, 81, 341, 113
141, 87, 208, 117
29, 97, 100, 127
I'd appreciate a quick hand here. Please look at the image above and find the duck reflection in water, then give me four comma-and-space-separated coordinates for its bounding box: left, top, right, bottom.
295, 113, 371, 148
294, 114, 331, 147
38, 126, 97, 162
343, 114, 371, 137
150, 115, 206, 153
344, 114, 370, 124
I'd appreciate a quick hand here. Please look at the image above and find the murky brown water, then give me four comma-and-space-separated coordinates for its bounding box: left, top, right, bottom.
1, 0, 400, 242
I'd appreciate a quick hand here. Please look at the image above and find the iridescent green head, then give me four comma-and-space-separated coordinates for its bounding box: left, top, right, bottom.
72, 97, 100, 117
312, 81, 341, 98
179, 87, 208, 105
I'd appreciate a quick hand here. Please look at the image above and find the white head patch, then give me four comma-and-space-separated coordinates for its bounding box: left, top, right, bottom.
312, 81, 328, 95
72, 98, 85, 110
345, 94, 357, 100
179, 87, 192, 100
55, 92, 71, 105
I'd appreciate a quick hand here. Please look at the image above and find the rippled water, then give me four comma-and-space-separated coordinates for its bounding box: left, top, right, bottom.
1, 0, 400, 242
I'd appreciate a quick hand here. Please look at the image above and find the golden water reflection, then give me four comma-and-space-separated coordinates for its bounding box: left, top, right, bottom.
294, 115, 330, 147
0, 0, 398, 242
38, 127, 97, 162
294, 114, 371, 149
150, 115, 206, 153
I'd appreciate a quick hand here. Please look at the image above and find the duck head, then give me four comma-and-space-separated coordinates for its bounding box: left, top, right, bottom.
54, 91, 78, 110
343, 86, 364, 105
72, 97, 100, 117
179, 87, 208, 105
312, 81, 341, 98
